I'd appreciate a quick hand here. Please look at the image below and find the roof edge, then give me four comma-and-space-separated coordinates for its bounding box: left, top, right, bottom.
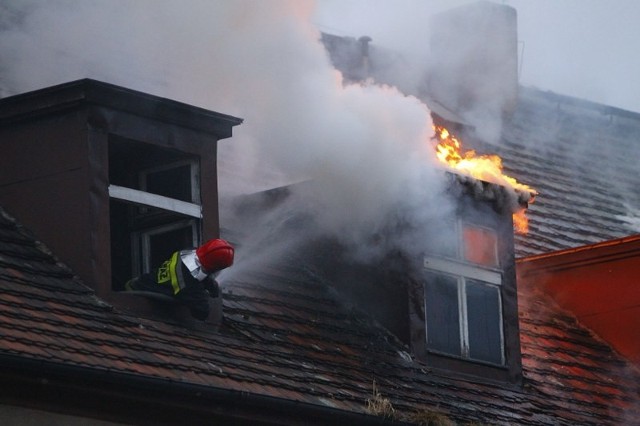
0, 79, 243, 138
521, 85, 640, 121
0, 353, 404, 426
517, 234, 640, 275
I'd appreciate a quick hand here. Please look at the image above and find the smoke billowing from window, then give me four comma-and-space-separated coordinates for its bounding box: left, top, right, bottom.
0, 0, 455, 265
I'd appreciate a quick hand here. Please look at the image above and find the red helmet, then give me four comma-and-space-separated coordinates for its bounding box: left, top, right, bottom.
196, 239, 234, 272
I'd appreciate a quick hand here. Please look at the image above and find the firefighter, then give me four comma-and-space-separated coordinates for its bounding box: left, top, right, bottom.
125, 238, 234, 320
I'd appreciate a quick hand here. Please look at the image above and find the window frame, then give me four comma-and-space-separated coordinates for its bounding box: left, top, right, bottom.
134, 219, 201, 275
422, 218, 506, 366
108, 138, 204, 290
108, 184, 202, 218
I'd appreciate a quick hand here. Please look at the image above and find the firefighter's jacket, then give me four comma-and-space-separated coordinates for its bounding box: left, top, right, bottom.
125, 250, 219, 320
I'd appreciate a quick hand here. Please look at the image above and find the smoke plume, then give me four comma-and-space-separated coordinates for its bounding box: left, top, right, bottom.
0, 0, 455, 267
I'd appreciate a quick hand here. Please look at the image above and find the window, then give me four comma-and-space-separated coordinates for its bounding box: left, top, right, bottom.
463, 225, 498, 267
108, 137, 202, 290
135, 220, 200, 275
139, 160, 200, 204
423, 220, 504, 365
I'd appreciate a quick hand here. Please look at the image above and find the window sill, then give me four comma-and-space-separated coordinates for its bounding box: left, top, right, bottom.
426, 349, 507, 369
421, 351, 520, 384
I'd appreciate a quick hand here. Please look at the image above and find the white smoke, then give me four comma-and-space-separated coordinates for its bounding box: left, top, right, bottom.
0, 0, 453, 265
617, 204, 640, 233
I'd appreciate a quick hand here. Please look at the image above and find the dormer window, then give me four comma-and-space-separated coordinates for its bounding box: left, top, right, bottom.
424, 220, 503, 365
0, 79, 242, 322
108, 136, 203, 290
408, 190, 522, 383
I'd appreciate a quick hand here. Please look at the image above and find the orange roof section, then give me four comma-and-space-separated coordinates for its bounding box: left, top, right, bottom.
518, 234, 640, 366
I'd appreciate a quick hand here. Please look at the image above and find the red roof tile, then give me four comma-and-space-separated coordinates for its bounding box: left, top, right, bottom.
0, 206, 639, 424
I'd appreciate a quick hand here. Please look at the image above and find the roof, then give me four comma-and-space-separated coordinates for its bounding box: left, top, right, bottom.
518, 234, 640, 365
0, 78, 243, 137
1, 206, 638, 425
453, 87, 640, 258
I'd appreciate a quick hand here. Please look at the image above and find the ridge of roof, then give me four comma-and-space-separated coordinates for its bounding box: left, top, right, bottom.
520, 86, 640, 122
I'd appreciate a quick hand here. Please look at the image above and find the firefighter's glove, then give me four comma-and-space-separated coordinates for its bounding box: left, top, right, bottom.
203, 279, 220, 298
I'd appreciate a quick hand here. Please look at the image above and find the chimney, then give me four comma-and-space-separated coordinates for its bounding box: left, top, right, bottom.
320, 33, 374, 83
0, 79, 242, 325
425, 1, 518, 134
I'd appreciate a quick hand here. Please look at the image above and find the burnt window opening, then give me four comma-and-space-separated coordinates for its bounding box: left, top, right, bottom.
423, 219, 505, 366
108, 136, 202, 291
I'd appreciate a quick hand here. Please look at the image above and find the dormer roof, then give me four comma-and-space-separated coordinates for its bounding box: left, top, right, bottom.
0, 78, 242, 135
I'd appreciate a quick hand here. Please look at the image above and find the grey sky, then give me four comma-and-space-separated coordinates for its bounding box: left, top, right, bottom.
313, 0, 640, 113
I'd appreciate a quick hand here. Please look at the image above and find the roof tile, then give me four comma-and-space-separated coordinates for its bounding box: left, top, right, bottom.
1, 184, 640, 426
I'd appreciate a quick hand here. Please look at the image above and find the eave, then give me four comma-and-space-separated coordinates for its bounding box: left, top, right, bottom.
0, 353, 404, 426
0, 79, 243, 138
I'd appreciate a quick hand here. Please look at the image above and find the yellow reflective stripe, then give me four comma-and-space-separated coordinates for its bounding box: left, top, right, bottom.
157, 260, 172, 284
168, 252, 181, 295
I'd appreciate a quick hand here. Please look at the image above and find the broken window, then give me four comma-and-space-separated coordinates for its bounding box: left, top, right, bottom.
463, 225, 498, 267
108, 136, 202, 290
423, 220, 504, 365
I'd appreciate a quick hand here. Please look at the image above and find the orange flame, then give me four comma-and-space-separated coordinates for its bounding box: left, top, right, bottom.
433, 125, 536, 234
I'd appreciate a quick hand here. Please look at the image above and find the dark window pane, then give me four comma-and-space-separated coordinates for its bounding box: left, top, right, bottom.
147, 224, 195, 271
466, 280, 503, 364
463, 225, 498, 267
144, 164, 193, 202
424, 273, 461, 356
108, 136, 203, 292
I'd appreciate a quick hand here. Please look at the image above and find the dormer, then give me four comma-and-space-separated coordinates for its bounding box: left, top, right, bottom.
414, 175, 525, 383
0, 79, 242, 316
229, 172, 529, 384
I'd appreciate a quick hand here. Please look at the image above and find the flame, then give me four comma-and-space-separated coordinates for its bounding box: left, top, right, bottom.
433, 125, 536, 234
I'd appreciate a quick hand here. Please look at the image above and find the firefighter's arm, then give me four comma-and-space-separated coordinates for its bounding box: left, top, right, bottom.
202, 277, 220, 298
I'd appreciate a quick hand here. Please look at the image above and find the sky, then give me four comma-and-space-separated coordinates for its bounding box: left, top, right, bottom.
3, 0, 638, 112
313, 0, 640, 113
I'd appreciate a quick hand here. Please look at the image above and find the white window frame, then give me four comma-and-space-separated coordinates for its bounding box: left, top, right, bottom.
133, 220, 200, 274
108, 185, 202, 218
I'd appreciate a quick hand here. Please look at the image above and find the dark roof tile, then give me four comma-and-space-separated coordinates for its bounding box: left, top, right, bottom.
490, 88, 640, 257
1, 199, 639, 425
